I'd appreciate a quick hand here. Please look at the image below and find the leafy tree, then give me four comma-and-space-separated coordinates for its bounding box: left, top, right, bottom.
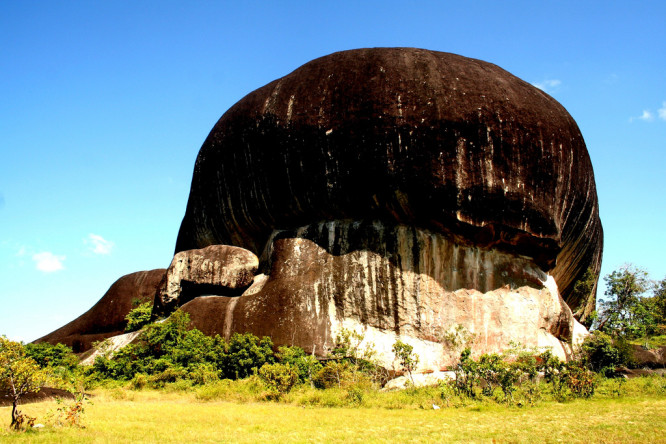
392, 339, 419, 385
646, 277, 666, 333
125, 302, 153, 332
0, 336, 48, 430
596, 266, 655, 338
581, 331, 634, 376
276, 345, 322, 384
218, 333, 275, 379
24, 342, 78, 371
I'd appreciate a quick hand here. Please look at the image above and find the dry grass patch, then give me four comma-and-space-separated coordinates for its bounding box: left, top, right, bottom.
1, 388, 665, 443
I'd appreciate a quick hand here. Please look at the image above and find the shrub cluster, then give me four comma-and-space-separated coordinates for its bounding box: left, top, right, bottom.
446, 346, 598, 405
90, 310, 276, 385
124, 301, 153, 332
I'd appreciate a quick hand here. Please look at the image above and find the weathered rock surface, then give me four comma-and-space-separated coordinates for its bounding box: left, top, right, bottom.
35, 269, 165, 352
180, 222, 586, 370
382, 371, 455, 391
175, 47, 603, 322
79, 330, 143, 366
631, 344, 666, 369
154, 245, 259, 313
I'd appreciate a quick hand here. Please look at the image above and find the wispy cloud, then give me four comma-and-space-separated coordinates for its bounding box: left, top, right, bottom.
32, 251, 65, 272
532, 79, 562, 93
658, 102, 666, 121
630, 101, 666, 123
630, 110, 654, 122
87, 233, 114, 255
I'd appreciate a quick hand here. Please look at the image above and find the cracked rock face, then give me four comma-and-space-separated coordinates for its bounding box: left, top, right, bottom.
176, 47, 603, 322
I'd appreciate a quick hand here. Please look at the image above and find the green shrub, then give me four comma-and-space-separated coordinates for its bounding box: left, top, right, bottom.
194, 376, 264, 402
88, 310, 276, 385
188, 363, 219, 385
130, 373, 149, 389
23, 342, 78, 371
148, 366, 187, 387
277, 345, 322, 384
125, 302, 153, 332
564, 361, 597, 398
451, 348, 480, 398
313, 361, 353, 389
258, 363, 299, 398
217, 333, 275, 379
345, 386, 364, 405
581, 331, 634, 376
392, 340, 419, 385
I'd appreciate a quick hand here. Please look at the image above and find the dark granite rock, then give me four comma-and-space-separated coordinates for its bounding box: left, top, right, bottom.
175, 47, 602, 322
35, 269, 165, 352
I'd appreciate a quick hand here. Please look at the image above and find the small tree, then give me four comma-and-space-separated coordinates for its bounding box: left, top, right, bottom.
646, 277, 666, 334
392, 339, 419, 385
258, 362, 299, 399
0, 336, 48, 430
596, 266, 654, 338
124, 301, 153, 332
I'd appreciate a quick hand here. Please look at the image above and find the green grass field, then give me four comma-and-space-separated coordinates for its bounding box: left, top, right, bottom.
2, 383, 665, 443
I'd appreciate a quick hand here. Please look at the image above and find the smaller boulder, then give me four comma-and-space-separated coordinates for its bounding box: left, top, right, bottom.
155, 245, 259, 313
631, 344, 666, 369
35, 269, 165, 353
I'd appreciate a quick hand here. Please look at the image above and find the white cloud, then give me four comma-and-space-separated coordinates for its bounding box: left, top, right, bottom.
532, 79, 561, 93
658, 102, 666, 121
32, 251, 65, 272
630, 110, 654, 122
87, 233, 114, 255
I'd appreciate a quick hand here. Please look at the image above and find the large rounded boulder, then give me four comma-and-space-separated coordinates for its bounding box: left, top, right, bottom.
176, 47, 603, 322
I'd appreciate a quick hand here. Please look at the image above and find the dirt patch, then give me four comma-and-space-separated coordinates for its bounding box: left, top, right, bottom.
0, 387, 75, 407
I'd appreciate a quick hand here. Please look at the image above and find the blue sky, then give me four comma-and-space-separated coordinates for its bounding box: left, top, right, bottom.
1, 1, 665, 342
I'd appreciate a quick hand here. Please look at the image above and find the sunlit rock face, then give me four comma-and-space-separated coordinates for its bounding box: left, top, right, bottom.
154, 245, 259, 314
169, 48, 603, 368
181, 222, 585, 368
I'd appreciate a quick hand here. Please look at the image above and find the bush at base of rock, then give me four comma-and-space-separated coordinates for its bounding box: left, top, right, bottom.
88, 310, 275, 384
276, 346, 322, 383
581, 331, 635, 376
258, 363, 299, 399
446, 347, 600, 405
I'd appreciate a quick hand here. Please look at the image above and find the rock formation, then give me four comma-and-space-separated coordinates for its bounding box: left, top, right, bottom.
38, 48, 603, 370
154, 244, 259, 313
176, 48, 602, 321
169, 48, 603, 369
36, 269, 165, 352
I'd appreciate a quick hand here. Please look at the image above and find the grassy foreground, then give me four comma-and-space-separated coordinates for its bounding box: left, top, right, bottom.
1, 388, 665, 443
